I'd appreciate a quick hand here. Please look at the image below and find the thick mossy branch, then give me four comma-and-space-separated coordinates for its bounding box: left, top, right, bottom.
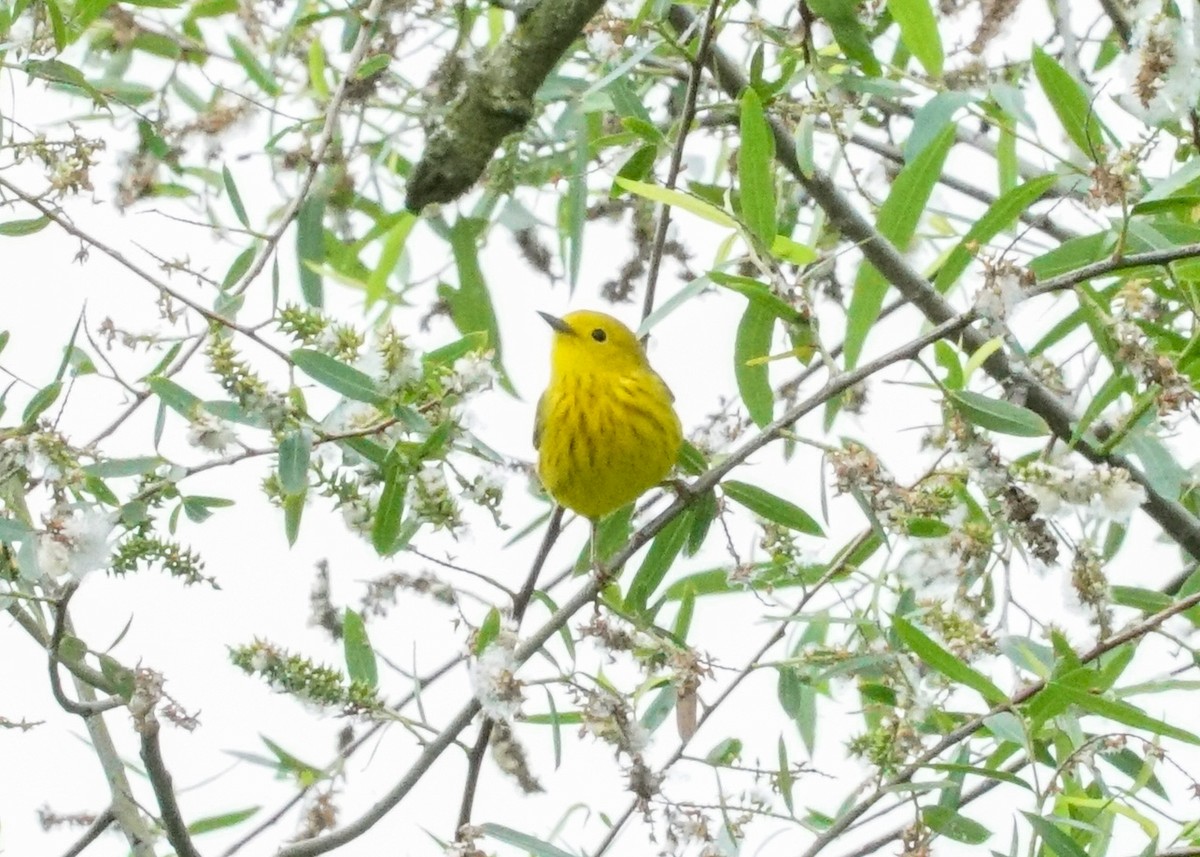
405, 0, 606, 210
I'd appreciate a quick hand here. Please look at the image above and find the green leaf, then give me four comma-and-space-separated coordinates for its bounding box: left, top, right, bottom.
283, 492, 304, 546
738, 87, 776, 245
371, 459, 407, 555
894, 615, 1007, 705
626, 511, 692, 615
1047, 682, 1200, 745
611, 145, 659, 198
23, 59, 107, 105
934, 175, 1058, 292
949, 390, 1050, 437
227, 35, 281, 96
481, 824, 577, 857
1031, 46, 1105, 160
565, 107, 588, 289
291, 349, 383, 404
0, 518, 32, 543
735, 301, 775, 427
222, 165, 250, 229
83, 457, 164, 478
278, 430, 311, 496
711, 273, 805, 324
0, 216, 50, 237
1022, 812, 1088, 857
342, 608, 378, 688
221, 246, 256, 291
22, 381, 62, 425
845, 125, 954, 367
365, 213, 416, 307
187, 807, 260, 835
443, 217, 508, 391
615, 177, 737, 228
296, 225, 325, 310
887, 0, 943, 77
806, 0, 881, 75
921, 806, 991, 844
723, 480, 823, 536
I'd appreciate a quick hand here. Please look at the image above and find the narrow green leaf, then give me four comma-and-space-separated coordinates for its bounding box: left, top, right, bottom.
723, 480, 823, 535
24, 59, 107, 105
1022, 812, 1088, 857
626, 511, 692, 615
738, 87, 777, 245
227, 35, 281, 96
887, 0, 943, 76
443, 217, 508, 391
711, 273, 804, 324
481, 823, 577, 857
278, 430, 311, 496
1048, 682, 1200, 745
934, 175, 1058, 292
291, 349, 383, 404
22, 381, 62, 425
921, 806, 991, 844
1031, 46, 1105, 160
283, 491, 304, 546
365, 213, 416, 307
735, 301, 775, 427
187, 807, 260, 835
845, 125, 954, 367
566, 107, 587, 289
296, 187, 326, 307
222, 246, 256, 291
371, 462, 407, 555
614, 177, 737, 228
949, 390, 1050, 437
342, 608, 378, 688
894, 615, 1007, 705
0, 216, 50, 237
222, 165, 249, 228
83, 457, 164, 478
806, 0, 881, 75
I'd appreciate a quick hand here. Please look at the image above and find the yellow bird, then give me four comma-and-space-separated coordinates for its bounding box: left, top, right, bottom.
534, 310, 683, 523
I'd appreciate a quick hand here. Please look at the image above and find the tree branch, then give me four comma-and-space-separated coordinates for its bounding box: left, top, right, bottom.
59, 806, 115, 857
640, 0, 723, 326
275, 309, 980, 857
139, 714, 202, 857
405, 0, 608, 209
455, 505, 564, 832
668, 2, 1200, 561
796, 588, 1200, 857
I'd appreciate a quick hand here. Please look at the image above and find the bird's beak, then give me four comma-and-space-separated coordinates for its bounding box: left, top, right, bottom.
538, 311, 575, 336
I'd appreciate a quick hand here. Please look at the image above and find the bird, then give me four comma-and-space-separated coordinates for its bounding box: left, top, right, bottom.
533, 310, 683, 541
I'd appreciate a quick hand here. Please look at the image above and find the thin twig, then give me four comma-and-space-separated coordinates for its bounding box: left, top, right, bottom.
229, 0, 389, 297
1031, 242, 1200, 296
796, 587, 1200, 857
639, 0, 724, 329
218, 652, 465, 857
139, 715, 202, 857
275, 310, 982, 857
668, 2, 1200, 561
0, 177, 289, 362
60, 806, 116, 857
48, 584, 124, 717
456, 505, 565, 831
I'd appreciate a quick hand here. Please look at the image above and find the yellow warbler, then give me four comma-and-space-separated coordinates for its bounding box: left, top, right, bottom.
534, 310, 682, 521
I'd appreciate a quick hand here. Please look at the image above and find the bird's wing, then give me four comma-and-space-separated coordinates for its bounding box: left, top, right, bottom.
533, 391, 547, 449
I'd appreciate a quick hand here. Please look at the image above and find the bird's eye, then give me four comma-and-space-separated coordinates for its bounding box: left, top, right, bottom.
591, 328, 607, 343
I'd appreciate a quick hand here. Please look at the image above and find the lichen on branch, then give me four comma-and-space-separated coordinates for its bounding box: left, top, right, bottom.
405, 0, 606, 210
